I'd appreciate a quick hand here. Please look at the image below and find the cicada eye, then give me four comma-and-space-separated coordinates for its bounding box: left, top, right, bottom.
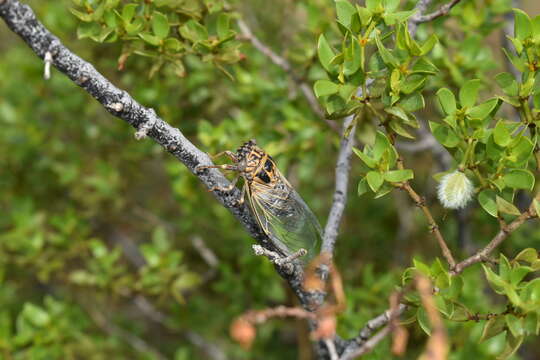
264, 159, 273, 172
257, 171, 271, 184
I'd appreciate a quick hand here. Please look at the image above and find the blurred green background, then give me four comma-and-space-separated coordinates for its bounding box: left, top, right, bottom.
1, 0, 539, 359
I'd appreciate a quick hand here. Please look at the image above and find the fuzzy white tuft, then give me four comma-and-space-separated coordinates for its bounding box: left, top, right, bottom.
437, 171, 474, 209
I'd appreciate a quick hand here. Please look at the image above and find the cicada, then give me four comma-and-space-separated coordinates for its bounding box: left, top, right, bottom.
198, 139, 321, 262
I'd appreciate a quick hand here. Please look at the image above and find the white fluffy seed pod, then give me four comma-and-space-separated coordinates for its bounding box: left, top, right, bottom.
437, 171, 474, 209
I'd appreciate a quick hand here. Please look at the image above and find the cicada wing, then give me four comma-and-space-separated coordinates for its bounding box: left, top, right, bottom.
247, 182, 321, 262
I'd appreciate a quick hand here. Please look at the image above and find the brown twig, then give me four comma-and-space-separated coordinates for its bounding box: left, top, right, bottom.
230, 306, 317, 349
399, 181, 456, 269
451, 194, 539, 275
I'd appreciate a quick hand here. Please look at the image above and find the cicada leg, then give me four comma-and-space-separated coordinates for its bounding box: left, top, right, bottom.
237, 184, 246, 206
195, 163, 238, 174
208, 174, 240, 193
210, 150, 237, 162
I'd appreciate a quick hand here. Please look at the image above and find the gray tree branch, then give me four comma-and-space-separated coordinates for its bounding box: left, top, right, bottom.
322, 116, 356, 254
0, 0, 313, 305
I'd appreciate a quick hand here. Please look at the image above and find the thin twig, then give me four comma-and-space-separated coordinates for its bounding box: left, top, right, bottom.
415, 0, 463, 23
84, 304, 168, 360
0, 0, 313, 305
322, 115, 356, 254
132, 296, 228, 360
236, 18, 339, 132
408, 0, 431, 37
325, 338, 339, 360
451, 194, 539, 275
399, 181, 456, 269
350, 304, 407, 348
252, 244, 307, 269
192, 236, 219, 268
340, 326, 392, 360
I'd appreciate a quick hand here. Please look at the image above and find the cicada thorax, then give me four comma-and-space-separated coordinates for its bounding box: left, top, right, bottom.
235, 139, 282, 188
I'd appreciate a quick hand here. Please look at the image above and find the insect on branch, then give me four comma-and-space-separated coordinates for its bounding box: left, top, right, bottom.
0, 0, 316, 306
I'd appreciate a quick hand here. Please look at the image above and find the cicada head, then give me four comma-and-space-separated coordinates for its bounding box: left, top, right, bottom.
235, 139, 277, 185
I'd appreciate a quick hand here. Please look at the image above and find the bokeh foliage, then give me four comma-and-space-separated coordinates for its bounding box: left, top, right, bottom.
1, 0, 539, 359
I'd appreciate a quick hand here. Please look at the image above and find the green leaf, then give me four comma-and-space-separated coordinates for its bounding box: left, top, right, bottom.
339, 84, 357, 101
483, 264, 508, 294
372, 131, 395, 162
419, 34, 438, 55
480, 317, 507, 342
401, 75, 426, 94
366, 171, 384, 192
384, 10, 416, 25
399, 92, 425, 112
152, 11, 169, 39
496, 196, 521, 216
436, 88, 456, 115
385, 106, 409, 122
314, 80, 340, 98
505, 314, 524, 338
317, 35, 337, 73
459, 79, 481, 108
70, 8, 93, 22
493, 120, 512, 147
366, 0, 382, 11
357, 5, 372, 25
429, 121, 460, 148
358, 178, 369, 196
417, 307, 431, 335
179, 20, 208, 42
499, 333, 524, 359
124, 18, 143, 35
383, 169, 414, 182
515, 248, 538, 263
510, 266, 532, 286
413, 258, 431, 276
139, 32, 161, 46
389, 120, 415, 139
22, 303, 50, 327
164, 38, 183, 52
411, 58, 438, 75
509, 136, 534, 164
503, 169, 535, 190
513, 8, 533, 40
217, 13, 231, 39
495, 72, 519, 97
375, 34, 397, 67
343, 39, 362, 76
384, 0, 400, 12
467, 98, 500, 121
335, 0, 357, 29
353, 147, 376, 168
503, 48, 527, 72
122, 4, 138, 22
478, 189, 498, 217
374, 183, 393, 198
